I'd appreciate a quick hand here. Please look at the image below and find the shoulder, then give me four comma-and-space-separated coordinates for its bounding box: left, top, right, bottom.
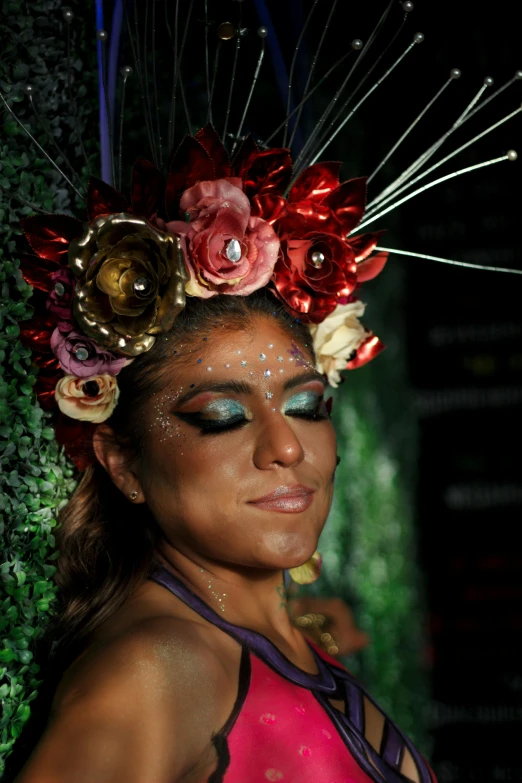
54, 613, 234, 722
16, 615, 238, 783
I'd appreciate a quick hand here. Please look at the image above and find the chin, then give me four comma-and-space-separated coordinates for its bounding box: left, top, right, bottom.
259, 530, 319, 570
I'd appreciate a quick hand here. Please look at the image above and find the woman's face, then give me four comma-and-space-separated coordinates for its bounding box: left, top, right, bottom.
135, 317, 337, 572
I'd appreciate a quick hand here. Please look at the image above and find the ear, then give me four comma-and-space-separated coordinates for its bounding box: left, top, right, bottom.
93, 424, 145, 502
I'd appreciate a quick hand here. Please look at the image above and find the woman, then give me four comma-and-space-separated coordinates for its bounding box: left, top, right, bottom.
12, 285, 435, 783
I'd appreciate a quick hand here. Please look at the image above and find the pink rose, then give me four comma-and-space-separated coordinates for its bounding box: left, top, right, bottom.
46, 268, 76, 322
166, 178, 280, 298
50, 328, 129, 378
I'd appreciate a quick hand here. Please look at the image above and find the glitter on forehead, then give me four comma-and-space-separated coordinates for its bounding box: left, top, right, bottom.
249, 371, 255, 376
197, 358, 202, 363
279, 368, 284, 373
277, 356, 283, 362
236, 350, 242, 355
268, 343, 274, 349
241, 360, 248, 367
264, 369, 271, 377
259, 353, 266, 361
225, 363, 231, 369
207, 366, 212, 371
266, 391, 273, 399
289, 341, 313, 368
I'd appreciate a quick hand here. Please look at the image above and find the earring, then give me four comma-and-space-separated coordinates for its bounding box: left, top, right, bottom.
129, 490, 139, 501
288, 551, 322, 584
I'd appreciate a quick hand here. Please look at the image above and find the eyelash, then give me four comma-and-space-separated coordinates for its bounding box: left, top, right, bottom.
178, 398, 328, 435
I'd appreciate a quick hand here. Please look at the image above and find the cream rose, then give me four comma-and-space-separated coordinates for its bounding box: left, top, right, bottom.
309, 300, 368, 388
55, 373, 120, 422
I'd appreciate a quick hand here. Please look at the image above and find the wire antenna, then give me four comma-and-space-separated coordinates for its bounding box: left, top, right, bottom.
223, 7, 243, 145
356, 152, 517, 232
375, 246, 522, 275
232, 28, 267, 155
118, 66, 133, 191
369, 73, 521, 209
24, 87, 86, 194
293, 1, 409, 173
282, 0, 320, 147
123, 3, 157, 165
367, 69, 461, 184
0, 91, 84, 200
63, 9, 91, 175
365, 105, 522, 218
307, 33, 425, 169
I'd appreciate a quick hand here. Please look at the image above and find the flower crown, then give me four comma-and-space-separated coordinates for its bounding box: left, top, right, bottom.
18, 126, 386, 469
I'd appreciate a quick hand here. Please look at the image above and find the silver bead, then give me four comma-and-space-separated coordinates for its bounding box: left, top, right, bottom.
53, 282, 65, 297
450, 68, 461, 80
133, 276, 151, 294
63, 8, 74, 22
515, 70, 522, 80
226, 238, 242, 263
402, 1, 414, 11
24, 85, 33, 95
74, 346, 89, 362
413, 32, 424, 44
257, 26, 268, 38
121, 65, 133, 76
483, 76, 494, 87
96, 29, 108, 42
351, 38, 363, 50
507, 149, 518, 161
310, 251, 325, 268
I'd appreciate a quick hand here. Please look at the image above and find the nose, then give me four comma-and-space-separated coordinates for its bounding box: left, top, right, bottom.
252, 411, 305, 470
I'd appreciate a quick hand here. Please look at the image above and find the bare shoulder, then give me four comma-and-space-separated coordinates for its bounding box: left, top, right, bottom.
17, 607, 239, 783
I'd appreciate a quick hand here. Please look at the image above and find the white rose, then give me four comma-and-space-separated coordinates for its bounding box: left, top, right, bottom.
309, 300, 368, 388
55, 373, 120, 423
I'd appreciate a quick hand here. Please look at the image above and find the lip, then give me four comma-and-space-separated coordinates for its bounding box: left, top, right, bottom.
248, 484, 315, 514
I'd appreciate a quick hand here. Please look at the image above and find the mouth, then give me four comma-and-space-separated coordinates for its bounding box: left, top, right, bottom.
248, 484, 315, 514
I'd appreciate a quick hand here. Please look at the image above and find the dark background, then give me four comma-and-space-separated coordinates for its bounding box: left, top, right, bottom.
242, 2, 522, 779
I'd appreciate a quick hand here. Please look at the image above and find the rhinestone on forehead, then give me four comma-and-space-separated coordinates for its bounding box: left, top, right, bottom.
264, 369, 271, 377
241, 360, 248, 366
259, 353, 266, 361
266, 392, 273, 400
277, 356, 283, 362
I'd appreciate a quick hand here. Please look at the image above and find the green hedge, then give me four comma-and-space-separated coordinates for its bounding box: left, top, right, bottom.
0, 1, 96, 772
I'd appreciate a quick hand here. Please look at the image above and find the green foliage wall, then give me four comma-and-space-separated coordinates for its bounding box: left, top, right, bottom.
0, 1, 96, 773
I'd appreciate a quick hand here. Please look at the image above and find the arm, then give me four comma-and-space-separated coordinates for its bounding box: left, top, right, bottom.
15, 618, 226, 783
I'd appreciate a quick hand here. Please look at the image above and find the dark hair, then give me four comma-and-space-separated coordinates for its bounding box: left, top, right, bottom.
52, 289, 314, 667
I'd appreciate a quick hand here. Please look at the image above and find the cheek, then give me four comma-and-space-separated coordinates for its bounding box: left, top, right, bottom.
301, 420, 337, 468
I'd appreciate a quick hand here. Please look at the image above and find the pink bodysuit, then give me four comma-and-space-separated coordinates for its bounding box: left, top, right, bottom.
150, 565, 436, 783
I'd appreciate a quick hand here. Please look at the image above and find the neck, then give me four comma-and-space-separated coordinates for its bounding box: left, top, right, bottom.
155, 543, 298, 645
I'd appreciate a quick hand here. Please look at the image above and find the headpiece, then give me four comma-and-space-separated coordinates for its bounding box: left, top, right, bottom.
2, 0, 521, 471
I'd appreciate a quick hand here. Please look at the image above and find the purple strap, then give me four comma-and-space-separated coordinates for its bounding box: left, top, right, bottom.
149, 564, 433, 783
381, 721, 403, 768
149, 564, 338, 694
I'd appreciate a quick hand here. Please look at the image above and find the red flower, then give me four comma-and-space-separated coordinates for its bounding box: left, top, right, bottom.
271, 232, 357, 323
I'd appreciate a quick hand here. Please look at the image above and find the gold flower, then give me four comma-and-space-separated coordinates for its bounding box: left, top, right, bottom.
55, 374, 120, 423
69, 213, 188, 356
288, 551, 323, 585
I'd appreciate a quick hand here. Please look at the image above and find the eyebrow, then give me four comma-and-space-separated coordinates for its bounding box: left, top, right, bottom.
174, 370, 326, 408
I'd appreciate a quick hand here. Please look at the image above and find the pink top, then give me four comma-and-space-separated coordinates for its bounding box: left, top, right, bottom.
150, 565, 437, 783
